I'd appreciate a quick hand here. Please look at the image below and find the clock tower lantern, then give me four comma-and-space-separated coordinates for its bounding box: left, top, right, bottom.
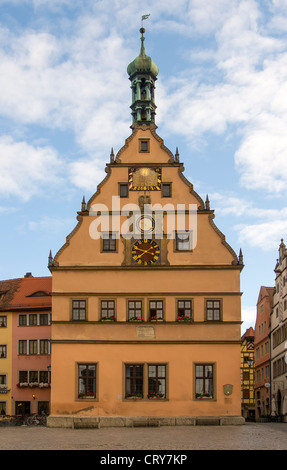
127, 27, 158, 127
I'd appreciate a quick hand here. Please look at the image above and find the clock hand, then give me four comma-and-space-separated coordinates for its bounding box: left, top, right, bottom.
134, 247, 148, 253
137, 247, 154, 258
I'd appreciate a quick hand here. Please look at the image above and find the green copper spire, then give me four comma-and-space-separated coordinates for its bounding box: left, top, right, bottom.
127, 27, 158, 127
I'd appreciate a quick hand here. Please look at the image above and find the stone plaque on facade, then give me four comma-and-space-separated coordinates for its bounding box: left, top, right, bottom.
136, 326, 155, 338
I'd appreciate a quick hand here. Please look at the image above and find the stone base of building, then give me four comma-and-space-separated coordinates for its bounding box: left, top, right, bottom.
47, 415, 245, 429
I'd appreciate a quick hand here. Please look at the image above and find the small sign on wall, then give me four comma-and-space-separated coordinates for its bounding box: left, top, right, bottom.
223, 384, 233, 396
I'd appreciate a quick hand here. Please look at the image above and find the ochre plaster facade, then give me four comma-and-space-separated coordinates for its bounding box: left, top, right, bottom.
48, 30, 244, 426
48, 125, 244, 426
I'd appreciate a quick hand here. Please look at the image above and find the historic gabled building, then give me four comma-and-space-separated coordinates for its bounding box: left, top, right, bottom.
271, 239, 287, 420
241, 327, 255, 420
47, 28, 244, 428
254, 286, 274, 420
0, 278, 21, 416
0, 274, 51, 416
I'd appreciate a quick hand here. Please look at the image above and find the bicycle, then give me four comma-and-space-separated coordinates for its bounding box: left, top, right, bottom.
25, 413, 47, 426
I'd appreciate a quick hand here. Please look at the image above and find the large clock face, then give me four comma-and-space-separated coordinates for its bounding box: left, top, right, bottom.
132, 239, 160, 265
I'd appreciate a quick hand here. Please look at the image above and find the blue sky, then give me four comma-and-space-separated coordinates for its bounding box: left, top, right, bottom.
0, 0, 287, 333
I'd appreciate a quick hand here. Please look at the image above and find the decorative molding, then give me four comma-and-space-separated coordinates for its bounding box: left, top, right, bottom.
51, 291, 243, 297
208, 214, 239, 266
177, 166, 205, 210
86, 165, 112, 210
50, 339, 242, 345
115, 124, 176, 164
50, 264, 243, 271
53, 167, 112, 266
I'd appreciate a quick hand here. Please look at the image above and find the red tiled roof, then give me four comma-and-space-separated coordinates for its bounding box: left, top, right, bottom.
0, 278, 22, 311
241, 326, 255, 341
0, 276, 52, 311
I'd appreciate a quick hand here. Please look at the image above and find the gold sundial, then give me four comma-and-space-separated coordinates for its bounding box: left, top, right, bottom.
129, 167, 161, 191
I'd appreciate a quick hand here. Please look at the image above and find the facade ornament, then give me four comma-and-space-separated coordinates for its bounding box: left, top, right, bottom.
48, 250, 53, 268
110, 148, 115, 163
238, 248, 243, 265
175, 147, 179, 163
81, 196, 86, 212
139, 195, 151, 212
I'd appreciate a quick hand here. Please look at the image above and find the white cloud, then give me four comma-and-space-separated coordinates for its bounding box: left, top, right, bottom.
241, 306, 257, 332
158, 1, 287, 195
210, 193, 252, 217
28, 215, 74, 233
0, 25, 131, 153
0, 136, 62, 201
235, 115, 287, 193
68, 158, 107, 192
210, 192, 287, 251
0, 0, 287, 201
235, 220, 287, 251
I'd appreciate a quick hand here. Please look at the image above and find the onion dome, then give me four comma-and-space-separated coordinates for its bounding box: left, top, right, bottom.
127, 28, 159, 79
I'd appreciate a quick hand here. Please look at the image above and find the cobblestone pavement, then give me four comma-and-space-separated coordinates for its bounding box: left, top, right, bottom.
0, 422, 287, 451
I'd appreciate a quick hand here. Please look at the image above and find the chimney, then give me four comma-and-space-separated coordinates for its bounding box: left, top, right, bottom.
24, 272, 33, 278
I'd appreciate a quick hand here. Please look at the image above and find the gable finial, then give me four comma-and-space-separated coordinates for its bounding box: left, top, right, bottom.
48, 250, 53, 268
238, 248, 243, 265
81, 196, 86, 212
110, 147, 115, 163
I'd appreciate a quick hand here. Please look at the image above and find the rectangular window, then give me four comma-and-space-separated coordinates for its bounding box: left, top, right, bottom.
78, 364, 96, 399
0, 374, 6, 385
125, 364, 143, 398
29, 314, 37, 326
29, 340, 38, 355
243, 371, 249, 380
177, 300, 192, 321
39, 339, 49, 355
18, 341, 27, 355
206, 300, 221, 321
0, 402, 6, 415
18, 315, 27, 326
139, 139, 150, 152
195, 364, 214, 399
128, 300, 142, 321
101, 300, 115, 320
149, 300, 163, 321
0, 316, 7, 328
19, 371, 28, 383
0, 344, 7, 359
39, 314, 49, 325
39, 371, 49, 384
243, 389, 250, 399
162, 183, 171, 197
72, 300, 86, 321
119, 183, 129, 198
148, 365, 166, 398
30, 370, 38, 383
176, 232, 192, 251
102, 233, 117, 252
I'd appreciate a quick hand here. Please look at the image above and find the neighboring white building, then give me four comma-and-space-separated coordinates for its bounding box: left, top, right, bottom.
271, 239, 287, 421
